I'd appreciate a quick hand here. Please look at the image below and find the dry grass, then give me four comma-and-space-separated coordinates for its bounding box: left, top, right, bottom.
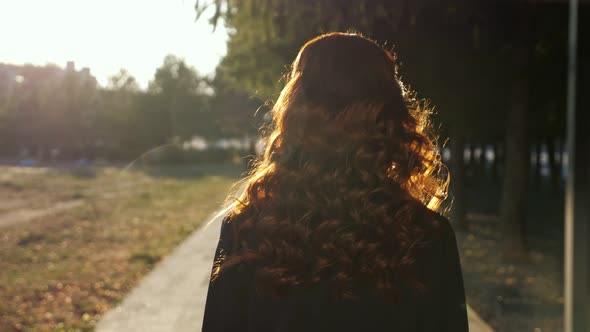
0, 164, 242, 331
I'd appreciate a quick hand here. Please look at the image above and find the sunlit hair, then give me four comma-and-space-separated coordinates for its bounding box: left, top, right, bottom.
214, 32, 449, 300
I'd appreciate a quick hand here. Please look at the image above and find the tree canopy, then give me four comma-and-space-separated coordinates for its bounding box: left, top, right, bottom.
196, 0, 569, 141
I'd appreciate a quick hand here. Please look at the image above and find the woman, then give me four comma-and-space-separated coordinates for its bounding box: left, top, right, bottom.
202, 32, 468, 332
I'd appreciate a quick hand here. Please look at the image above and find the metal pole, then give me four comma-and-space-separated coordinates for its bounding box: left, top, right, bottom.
563, 0, 588, 331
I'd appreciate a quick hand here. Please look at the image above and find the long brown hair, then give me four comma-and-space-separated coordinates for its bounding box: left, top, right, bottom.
215, 32, 448, 300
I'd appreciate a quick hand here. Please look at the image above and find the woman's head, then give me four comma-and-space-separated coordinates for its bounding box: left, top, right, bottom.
268, 32, 445, 205
285, 32, 401, 110
218, 32, 448, 299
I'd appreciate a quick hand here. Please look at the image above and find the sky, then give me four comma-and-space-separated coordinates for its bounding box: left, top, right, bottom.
0, 0, 228, 88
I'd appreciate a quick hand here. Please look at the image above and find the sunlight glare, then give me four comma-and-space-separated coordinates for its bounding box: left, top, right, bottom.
0, 0, 227, 88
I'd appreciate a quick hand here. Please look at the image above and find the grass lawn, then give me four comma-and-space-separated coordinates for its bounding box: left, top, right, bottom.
0, 163, 243, 331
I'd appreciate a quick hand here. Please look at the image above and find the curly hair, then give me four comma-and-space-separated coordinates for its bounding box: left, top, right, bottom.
215, 32, 449, 300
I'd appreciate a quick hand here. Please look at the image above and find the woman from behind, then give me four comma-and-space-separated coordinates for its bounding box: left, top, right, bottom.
202, 32, 468, 332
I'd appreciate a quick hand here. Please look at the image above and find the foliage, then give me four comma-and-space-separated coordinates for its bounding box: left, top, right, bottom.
0, 63, 99, 158
148, 55, 214, 141
193, 0, 580, 260
0, 55, 234, 162
196, 0, 570, 141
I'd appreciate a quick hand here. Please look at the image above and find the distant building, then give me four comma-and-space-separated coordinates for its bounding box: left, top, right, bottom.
0, 64, 17, 99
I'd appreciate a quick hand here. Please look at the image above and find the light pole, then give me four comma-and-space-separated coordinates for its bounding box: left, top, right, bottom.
563, 0, 589, 331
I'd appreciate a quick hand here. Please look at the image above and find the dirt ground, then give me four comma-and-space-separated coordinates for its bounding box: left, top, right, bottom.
457, 213, 564, 332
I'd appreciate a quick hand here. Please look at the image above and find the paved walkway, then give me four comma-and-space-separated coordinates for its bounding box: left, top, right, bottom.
96, 211, 227, 332
96, 211, 494, 332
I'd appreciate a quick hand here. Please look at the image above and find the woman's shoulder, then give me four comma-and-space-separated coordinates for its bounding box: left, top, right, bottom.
430, 211, 456, 237
412, 208, 463, 286
415, 207, 458, 252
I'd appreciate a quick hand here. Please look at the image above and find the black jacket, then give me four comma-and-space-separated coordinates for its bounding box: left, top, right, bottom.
202, 214, 469, 332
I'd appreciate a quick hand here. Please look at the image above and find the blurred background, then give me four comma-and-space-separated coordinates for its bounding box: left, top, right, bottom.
0, 0, 588, 331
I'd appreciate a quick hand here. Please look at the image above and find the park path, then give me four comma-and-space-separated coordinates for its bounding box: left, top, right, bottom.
0, 200, 84, 228
96, 212, 495, 332
95, 211, 226, 332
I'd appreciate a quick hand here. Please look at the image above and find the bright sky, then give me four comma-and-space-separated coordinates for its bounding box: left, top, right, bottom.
0, 0, 227, 88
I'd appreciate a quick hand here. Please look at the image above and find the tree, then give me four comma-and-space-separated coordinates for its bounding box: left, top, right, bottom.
0, 63, 99, 160
96, 70, 143, 159
148, 55, 213, 141
195, 0, 572, 254
195, 0, 512, 227
107, 69, 140, 92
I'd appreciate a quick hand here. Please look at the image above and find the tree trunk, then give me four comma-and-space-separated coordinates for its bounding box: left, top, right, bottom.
547, 137, 561, 191
500, 46, 530, 260
450, 132, 468, 230
491, 143, 501, 180
534, 141, 542, 188
479, 143, 487, 165
478, 143, 487, 179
